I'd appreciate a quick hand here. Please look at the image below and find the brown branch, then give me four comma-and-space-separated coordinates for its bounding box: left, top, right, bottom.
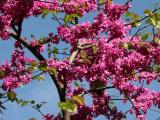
17, 18, 23, 38
10, 31, 67, 119
10, 32, 45, 61
152, 26, 156, 41
47, 43, 51, 58
32, 105, 44, 116
122, 109, 130, 118
57, 52, 70, 56
130, 25, 150, 41
52, 14, 63, 25
1, 99, 9, 104
82, 86, 114, 96
124, 93, 140, 115
110, 98, 128, 101
11, 32, 64, 95
55, 16, 99, 41
124, 0, 133, 6
30, 72, 44, 80
125, 7, 160, 26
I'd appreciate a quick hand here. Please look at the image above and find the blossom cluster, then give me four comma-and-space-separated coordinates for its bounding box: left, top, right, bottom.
1, 0, 160, 120
0, 45, 34, 91
0, 0, 98, 40
30, 39, 45, 52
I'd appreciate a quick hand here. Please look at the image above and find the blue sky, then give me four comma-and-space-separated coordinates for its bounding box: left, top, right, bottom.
0, 0, 160, 120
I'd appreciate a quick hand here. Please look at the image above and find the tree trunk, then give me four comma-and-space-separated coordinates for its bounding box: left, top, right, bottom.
63, 110, 70, 120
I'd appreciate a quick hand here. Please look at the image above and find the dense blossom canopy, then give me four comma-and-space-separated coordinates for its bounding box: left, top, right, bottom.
0, 0, 160, 120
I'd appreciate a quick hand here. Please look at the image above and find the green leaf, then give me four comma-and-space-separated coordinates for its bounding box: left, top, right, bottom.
92, 45, 98, 54
49, 67, 57, 75
72, 95, 85, 105
38, 64, 48, 71
0, 70, 4, 78
30, 61, 38, 67
7, 91, 17, 102
49, 47, 59, 55
16, 99, 29, 107
64, 15, 70, 24
150, 17, 160, 29
41, 8, 59, 18
73, 82, 80, 87
146, 12, 160, 29
64, 13, 81, 24
125, 11, 133, 17
0, 70, 4, 76
80, 51, 87, 59
70, 14, 81, 19
123, 42, 133, 50
83, 58, 91, 64
154, 65, 160, 73
53, 47, 59, 54
58, 100, 77, 112
155, 37, 160, 44
142, 33, 150, 41
63, 47, 69, 51
144, 9, 152, 16
27, 66, 38, 72
26, 61, 38, 72
33, 75, 45, 81
131, 22, 141, 27
90, 81, 105, 90
98, 0, 106, 4
125, 11, 141, 23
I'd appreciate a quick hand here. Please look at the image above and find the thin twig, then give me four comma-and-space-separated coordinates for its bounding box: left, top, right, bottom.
52, 14, 63, 26
122, 109, 130, 118
124, 93, 140, 115
125, 7, 160, 26
152, 26, 156, 41
30, 72, 44, 80
124, 0, 133, 6
1, 99, 9, 104
47, 43, 51, 58
56, 17, 99, 41
109, 98, 128, 101
82, 86, 114, 96
32, 105, 44, 116
130, 25, 150, 41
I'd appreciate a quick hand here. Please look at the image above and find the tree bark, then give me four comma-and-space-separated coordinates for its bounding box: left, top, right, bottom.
63, 110, 70, 120
10, 32, 71, 120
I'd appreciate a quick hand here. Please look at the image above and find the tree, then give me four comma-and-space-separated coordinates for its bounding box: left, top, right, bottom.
0, 0, 160, 120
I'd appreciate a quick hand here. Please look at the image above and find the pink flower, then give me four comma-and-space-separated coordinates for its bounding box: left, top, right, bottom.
43, 114, 54, 120
0, 49, 33, 91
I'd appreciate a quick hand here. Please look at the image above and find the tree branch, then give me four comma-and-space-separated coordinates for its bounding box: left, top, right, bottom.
125, 7, 160, 26
10, 32, 45, 61
10, 31, 67, 119
130, 25, 150, 41
82, 86, 114, 96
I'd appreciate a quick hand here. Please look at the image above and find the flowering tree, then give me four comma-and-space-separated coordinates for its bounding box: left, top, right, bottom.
0, 0, 160, 120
